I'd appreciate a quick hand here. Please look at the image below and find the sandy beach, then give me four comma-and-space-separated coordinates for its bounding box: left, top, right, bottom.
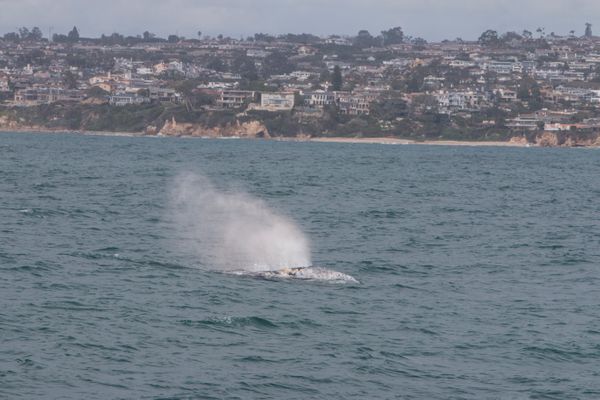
307, 137, 531, 147
0, 129, 542, 147
0, 127, 145, 137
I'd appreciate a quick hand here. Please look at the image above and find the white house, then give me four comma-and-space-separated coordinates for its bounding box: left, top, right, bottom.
261, 92, 295, 110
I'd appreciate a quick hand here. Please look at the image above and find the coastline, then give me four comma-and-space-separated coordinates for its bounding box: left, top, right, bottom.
2, 127, 596, 147
307, 137, 531, 147
0, 126, 145, 137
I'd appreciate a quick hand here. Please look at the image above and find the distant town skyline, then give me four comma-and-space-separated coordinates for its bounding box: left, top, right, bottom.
0, 0, 598, 41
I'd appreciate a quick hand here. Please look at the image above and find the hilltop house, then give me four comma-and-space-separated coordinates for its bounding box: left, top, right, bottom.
434, 90, 484, 113
260, 92, 295, 110
109, 93, 150, 106
303, 90, 336, 108
335, 92, 373, 115
216, 89, 257, 108
14, 87, 84, 105
149, 87, 181, 103
0, 75, 10, 92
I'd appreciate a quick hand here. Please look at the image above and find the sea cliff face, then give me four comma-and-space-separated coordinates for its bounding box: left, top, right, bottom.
507, 132, 600, 147
3, 112, 600, 147
152, 118, 270, 138
0, 115, 61, 133
532, 132, 600, 147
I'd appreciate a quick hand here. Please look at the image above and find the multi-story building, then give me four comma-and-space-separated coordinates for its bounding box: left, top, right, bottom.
303, 91, 335, 108
14, 87, 84, 105
260, 92, 295, 110
217, 90, 256, 108
335, 92, 373, 115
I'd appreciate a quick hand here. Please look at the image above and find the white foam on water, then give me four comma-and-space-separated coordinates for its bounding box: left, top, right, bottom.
227, 267, 360, 284
170, 173, 358, 284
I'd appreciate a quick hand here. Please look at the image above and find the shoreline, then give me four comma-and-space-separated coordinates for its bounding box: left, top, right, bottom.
1, 127, 597, 148
0, 127, 145, 137
306, 137, 531, 147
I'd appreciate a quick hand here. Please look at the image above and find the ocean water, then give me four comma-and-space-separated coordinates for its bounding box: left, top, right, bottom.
1, 132, 600, 399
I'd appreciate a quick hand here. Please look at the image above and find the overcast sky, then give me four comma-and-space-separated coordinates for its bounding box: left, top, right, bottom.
0, 0, 597, 41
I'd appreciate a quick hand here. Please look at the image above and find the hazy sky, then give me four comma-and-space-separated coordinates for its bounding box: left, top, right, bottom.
0, 0, 597, 41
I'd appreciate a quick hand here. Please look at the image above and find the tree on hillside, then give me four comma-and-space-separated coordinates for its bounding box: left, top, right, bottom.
143, 31, 156, 41
517, 77, 543, 111
99, 32, 125, 45
30, 27, 43, 40
262, 51, 295, 77
501, 31, 523, 43
536, 27, 545, 38
63, 70, 78, 89
585, 23, 593, 38
18, 27, 30, 40
254, 33, 276, 43
206, 57, 225, 72
354, 30, 379, 48
4, 27, 43, 41
371, 97, 408, 121
412, 37, 428, 49
381, 26, 404, 45
87, 86, 109, 98
410, 94, 438, 114
406, 66, 428, 92
331, 65, 343, 91
233, 54, 259, 81
68, 26, 79, 42
537, 121, 545, 131
278, 33, 320, 44
319, 68, 331, 86
52, 33, 67, 42
478, 30, 499, 46
3, 32, 19, 41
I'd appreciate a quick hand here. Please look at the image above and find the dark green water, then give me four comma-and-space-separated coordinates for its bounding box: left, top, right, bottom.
1, 132, 600, 399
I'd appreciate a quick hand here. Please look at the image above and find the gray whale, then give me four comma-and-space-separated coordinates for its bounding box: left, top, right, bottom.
227, 266, 359, 284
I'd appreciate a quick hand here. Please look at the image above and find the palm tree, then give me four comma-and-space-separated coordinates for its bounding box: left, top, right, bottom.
536, 27, 545, 38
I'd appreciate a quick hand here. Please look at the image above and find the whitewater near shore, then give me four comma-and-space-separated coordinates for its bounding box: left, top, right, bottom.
307, 137, 531, 147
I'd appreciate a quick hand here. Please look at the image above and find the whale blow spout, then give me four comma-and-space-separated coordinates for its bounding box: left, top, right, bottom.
170, 173, 312, 272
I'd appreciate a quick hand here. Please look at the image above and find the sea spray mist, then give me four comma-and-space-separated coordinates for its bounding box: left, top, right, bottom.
169, 172, 311, 272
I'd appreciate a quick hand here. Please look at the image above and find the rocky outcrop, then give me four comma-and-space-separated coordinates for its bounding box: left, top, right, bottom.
0, 115, 19, 129
509, 136, 529, 145
534, 131, 600, 147
0, 115, 45, 131
535, 131, 560, 147
157, 117, 270, 138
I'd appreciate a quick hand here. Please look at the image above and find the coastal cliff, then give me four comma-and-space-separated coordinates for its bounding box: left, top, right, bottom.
2, 109, 600, 147
154, 117, 270, 138
532, 132, 600, 147
0, 115, 49, 133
